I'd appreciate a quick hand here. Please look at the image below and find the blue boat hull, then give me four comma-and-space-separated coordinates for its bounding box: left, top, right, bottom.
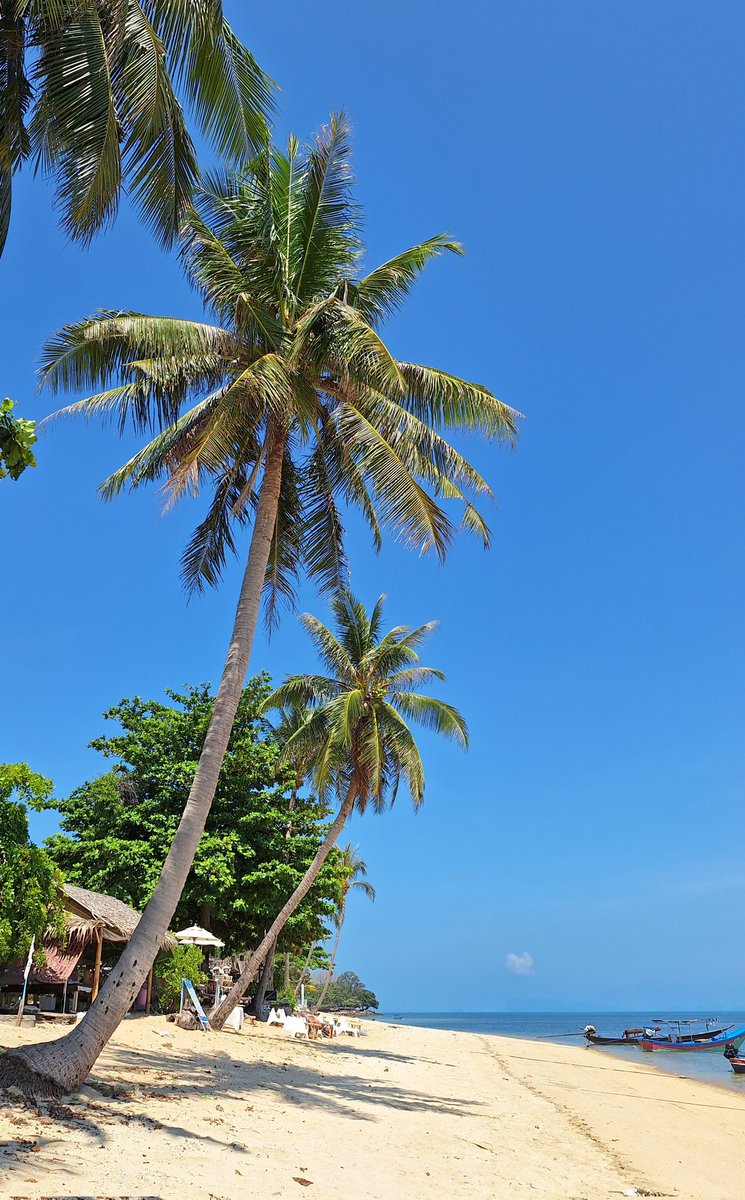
641, 1028, 745, 1052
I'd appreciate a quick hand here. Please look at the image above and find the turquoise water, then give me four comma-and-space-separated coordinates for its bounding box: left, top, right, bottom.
381, 1012, 745, 1092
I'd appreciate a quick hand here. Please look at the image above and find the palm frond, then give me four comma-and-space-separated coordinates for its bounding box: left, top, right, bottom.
348, 234, 463, 326
297, 612, 357, 683
116, 2, 198, 247
146, 0, 273, 161
333, 402, 454, 559
31, 3, 121, 240
263, 448, 302, 630
298, 440, 348, 596
389, 692, 469, 749
399, 362, 521, 442
377, 701, 425, 807
293, 111, 359, 300
39, 310, 236, 409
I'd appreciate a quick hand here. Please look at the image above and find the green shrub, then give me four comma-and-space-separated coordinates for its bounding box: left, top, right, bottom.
155, 945, 207, 1013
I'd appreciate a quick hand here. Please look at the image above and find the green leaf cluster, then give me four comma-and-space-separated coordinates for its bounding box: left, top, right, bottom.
0, 764, 63, 962
321, 970, 378, 1012
154, 944, 207, 1013
44, 676, 340, 954
0, 400, 37, 480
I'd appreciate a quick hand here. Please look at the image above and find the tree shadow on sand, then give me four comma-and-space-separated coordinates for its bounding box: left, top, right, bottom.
94, 1035, 483, 1125
1, 1029, 483, 1181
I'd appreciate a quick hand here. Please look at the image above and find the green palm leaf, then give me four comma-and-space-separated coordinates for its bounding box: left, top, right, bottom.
350, 235, 464, 326
2, 0, 273, 253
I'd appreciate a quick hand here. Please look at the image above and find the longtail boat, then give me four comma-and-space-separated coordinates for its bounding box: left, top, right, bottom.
584, 1026, 648, 1046
727, 1056, 745, 1074
640, 1027, 745, 1053
584, 1019, 733, 1047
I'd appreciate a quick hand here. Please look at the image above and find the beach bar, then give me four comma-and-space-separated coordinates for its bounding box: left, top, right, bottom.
0, 884, 174, 1019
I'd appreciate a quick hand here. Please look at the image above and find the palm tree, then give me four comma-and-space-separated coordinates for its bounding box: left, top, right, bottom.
315, 843, 374, 1011
209, 589, 466, 1028
0, 115, 517, 1095
249, 699, 315, 1016
0, 0, 272, 255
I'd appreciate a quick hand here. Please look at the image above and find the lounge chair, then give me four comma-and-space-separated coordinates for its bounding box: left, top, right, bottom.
283, 1015, 309, 1039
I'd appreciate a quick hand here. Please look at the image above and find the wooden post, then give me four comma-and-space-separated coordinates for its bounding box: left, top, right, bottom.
91, 927, 103, 1001
145, 965, 153, 1015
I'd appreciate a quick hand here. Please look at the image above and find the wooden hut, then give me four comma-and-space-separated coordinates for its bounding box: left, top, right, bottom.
0, 884, 174, 1019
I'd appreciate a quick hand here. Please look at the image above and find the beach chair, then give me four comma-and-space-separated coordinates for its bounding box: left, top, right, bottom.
180, 979, 211, 1031
267, 1006, 286, 1027
284, 1015, 309, 1039
334, 1017, 360, 1038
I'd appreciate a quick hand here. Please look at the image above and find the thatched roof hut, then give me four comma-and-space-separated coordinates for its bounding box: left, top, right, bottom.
62, 884, 175, 949
0, 885, 174, 1016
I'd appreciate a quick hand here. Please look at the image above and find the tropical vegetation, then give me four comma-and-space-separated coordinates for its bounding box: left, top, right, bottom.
0, 399, 36, 479
209, 589, 467, 1028
0, 764, 63, 961
43, 677, 340, 955
320, 970, 378, 1012
0, 114, 515, 1096
154, 944, 206, 1012
0, 0, 272, 255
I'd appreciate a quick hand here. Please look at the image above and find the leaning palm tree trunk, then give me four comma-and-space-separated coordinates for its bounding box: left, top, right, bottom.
314, 900, 345, 1011
294, 942, 317, 999
249, 937, 277, 1017
210, 784, 356, 1029
0, 434, 286, 1097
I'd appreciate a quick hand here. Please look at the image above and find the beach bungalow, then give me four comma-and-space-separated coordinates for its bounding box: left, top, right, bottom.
0, 884, 174, 1019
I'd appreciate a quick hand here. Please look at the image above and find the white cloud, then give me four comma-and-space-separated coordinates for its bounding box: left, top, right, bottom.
506, 951, 534, 976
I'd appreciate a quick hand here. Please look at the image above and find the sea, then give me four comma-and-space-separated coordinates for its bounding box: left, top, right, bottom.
380, 1012, 745, 1092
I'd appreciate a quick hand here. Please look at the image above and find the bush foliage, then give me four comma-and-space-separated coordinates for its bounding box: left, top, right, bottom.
155, 945, 207, 1013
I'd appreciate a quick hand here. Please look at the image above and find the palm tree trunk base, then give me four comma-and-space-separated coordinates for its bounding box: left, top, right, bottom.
0, 1046, 71, 1099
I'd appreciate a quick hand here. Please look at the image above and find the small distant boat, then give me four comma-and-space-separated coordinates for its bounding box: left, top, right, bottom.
640, 1027, 745, 1053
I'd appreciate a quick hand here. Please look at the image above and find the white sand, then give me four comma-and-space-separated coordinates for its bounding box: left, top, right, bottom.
1, 1015, 744, 1198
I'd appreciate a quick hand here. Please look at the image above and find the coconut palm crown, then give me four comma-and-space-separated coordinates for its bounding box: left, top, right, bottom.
0, 0, 273, 255
42, 112, 520, 622
332, 843, 376, 916
265, 589, 469, 814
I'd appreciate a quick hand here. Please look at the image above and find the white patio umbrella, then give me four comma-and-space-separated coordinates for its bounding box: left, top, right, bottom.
174, 925, 225, 948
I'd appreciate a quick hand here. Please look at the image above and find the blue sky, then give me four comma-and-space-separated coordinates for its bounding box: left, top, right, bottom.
3, 0, 745, 1012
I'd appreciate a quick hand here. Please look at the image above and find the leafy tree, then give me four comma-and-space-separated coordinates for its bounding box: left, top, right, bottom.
5, 115, 514, 1096
154, 944, 206, 1012
315, 843, 375, 1010
0, 0, 273, 255
0, 400, 36, 480
322, 970, 378, 1012
0, 765, 63, 962
44, 677, 339, 955
210, 589, 466, 1028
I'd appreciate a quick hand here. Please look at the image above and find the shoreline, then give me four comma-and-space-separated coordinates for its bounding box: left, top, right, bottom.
380, 1010, 745, 1093
2, 1014, 744, 1198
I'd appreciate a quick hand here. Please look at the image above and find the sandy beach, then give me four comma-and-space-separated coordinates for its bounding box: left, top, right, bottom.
1, 1016, 743, 1199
